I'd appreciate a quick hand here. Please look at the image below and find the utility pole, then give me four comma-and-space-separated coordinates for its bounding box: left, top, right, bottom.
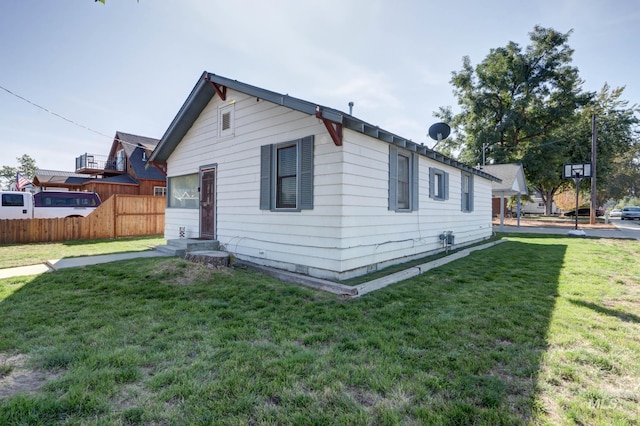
482, 143, 488, 166
590, 114, 597, 224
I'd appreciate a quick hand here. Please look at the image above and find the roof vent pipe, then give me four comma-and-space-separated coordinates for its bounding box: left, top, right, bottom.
348, 101, 354, 115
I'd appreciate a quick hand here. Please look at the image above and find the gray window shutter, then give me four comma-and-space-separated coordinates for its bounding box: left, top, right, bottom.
469, 174, 474, 211
260, 145, 272, 210
428, 167, 435, 199
461, 172, 466, 211
299, 136, 314, 210
411, 153, 419, 211
443, 171, 449, 200
388, 146, 398, 210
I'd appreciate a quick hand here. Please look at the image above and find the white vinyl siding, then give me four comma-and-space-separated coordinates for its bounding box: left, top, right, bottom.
163, 88, 494, 280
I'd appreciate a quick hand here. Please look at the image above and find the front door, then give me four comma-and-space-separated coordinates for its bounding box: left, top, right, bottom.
200, 167, 216, 239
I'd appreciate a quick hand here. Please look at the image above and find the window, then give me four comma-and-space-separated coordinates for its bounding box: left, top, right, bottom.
389, 146, 418, 212
429, 167, 449, 201
260, 136, 314, 211
461, 171, 474, 212
276, 144, 297, 208
219, 104, 235, 138
116, 149, 126, 171
168, 173, 199, 208
33, 192, 100, 207
154, 186, 167, 197
2, 194, 24, 207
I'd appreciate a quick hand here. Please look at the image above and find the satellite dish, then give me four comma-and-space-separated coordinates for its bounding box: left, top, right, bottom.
428, 122, 451, 141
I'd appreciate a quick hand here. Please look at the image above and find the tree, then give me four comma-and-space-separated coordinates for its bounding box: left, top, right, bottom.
445, 26, 639, 213
580, 85, 640, 204
0, 154, 37, 190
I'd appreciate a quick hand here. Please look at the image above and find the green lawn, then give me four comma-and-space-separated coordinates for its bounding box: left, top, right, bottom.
0, 236, 165, 269
0, 235, 638, 425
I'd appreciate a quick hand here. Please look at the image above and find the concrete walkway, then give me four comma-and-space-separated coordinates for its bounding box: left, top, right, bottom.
494, 219, 640, 240
1, 222, 637, 294
0, 251, 170, 280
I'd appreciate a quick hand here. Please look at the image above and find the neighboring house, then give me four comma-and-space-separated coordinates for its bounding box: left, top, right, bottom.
33, 169, 91, 192
149, 71, 500, 280
521, 190, 560, 215
479, 163, 527, 216
478, 163, 527, 231
33, 131, 167, 201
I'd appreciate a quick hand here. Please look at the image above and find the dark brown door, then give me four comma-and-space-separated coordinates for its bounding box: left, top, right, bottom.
200, 168, 216, 239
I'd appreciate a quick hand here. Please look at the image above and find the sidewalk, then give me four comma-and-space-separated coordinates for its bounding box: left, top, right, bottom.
0, 250, 170, 280
494, 220, 640, 240
1, 223, 637, 281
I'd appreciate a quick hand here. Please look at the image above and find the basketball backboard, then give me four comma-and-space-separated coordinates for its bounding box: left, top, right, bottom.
563, 163, 592, 179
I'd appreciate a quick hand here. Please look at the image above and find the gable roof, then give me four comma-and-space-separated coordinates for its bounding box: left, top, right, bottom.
111, 131, 165, 181
150, 71, 500, 182
479, 164, 528, 196
34, 169, 93, 186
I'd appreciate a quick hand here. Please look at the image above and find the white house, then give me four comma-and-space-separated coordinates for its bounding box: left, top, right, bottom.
149, 72, 500, 280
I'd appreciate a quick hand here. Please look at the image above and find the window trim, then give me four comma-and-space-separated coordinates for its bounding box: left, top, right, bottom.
461, 171, 474, 212
429, 167, 449, 201
389, 146, 419, 212
218, 104, 235, 138
167, 173, 199, 209
154, 186, 167, 197
260, 135, 314, 212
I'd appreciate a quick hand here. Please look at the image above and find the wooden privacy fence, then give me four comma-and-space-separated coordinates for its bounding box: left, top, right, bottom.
0, 195, 166, 244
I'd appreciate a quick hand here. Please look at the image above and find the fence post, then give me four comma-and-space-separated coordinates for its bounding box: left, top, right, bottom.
113, 194, 118, 238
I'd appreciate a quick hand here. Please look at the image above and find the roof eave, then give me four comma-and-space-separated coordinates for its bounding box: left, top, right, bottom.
150, 72, 216, 163
150, 71, 502, 182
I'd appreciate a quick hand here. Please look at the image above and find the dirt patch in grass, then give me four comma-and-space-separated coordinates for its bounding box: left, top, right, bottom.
149, 258, 232, 285
0, 353, 61, 399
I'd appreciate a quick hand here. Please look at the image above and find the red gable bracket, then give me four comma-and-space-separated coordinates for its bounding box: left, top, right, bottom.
205, 76, 227, 101
315, 106, 343, 146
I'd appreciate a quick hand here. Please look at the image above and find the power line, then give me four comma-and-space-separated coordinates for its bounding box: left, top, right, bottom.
0, 83, 154, 150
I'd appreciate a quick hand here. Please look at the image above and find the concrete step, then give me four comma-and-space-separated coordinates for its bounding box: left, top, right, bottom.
154, 245, 185, 256
166, 238, 220, 251
155, 239, 220, 257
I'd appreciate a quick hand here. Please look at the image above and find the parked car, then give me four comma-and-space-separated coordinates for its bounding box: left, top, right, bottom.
563, 208, 604, 217
621, 206, 640, 220
0, 191, 101, 219
609, 208, 622, 218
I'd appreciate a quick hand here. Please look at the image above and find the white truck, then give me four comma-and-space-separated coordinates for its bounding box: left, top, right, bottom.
0, 191, 101, 219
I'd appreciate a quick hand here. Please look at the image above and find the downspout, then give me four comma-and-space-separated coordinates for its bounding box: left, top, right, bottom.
499, 191, 505, 232
517, 192, 521, 228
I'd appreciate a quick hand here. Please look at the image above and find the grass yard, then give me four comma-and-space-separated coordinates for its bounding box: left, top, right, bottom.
0, 236, 165, 269
0, 235, 639, 425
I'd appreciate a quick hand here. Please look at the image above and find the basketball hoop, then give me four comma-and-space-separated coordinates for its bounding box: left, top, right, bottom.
563, 163, 592, 230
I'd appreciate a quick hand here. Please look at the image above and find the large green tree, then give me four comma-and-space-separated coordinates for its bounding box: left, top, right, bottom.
581, 85, 639, 204
446, 26, 639, 213
0, 154, 37, 190
446, 26, 601, 214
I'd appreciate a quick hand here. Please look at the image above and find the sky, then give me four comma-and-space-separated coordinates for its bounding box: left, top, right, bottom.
1, 0, 639, 173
